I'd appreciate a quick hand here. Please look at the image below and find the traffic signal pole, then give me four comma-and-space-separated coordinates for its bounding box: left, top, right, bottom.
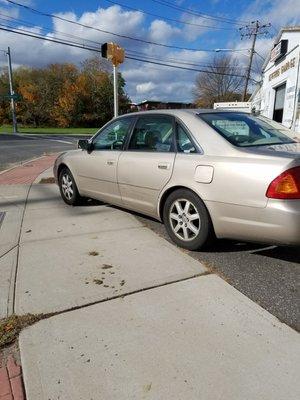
101, 42, 125, 118
6, 47, 18, 133
113, 64, 118, 118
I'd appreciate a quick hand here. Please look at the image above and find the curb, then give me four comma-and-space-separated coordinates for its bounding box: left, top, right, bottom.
0, 154, 58, 185
0, 154, 55, 176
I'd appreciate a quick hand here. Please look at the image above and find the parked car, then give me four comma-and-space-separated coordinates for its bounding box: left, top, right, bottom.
54, 110, 300, 250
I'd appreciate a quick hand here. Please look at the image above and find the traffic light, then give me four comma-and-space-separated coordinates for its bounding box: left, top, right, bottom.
101, 42, 125, 66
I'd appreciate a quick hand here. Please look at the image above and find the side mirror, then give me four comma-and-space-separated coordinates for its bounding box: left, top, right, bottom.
78, 139, 93, 152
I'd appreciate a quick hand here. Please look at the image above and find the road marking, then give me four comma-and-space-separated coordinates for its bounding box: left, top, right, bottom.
11, 133, 75, 145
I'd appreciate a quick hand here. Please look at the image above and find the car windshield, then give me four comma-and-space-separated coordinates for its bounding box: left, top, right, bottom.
199, 112, 296, 147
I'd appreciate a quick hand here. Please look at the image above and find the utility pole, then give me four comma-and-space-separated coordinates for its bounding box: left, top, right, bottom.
239, 21, 271, 101
6, 47, 18, 133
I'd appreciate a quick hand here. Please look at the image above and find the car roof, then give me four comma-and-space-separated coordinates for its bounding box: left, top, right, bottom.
120, 109, 249, 118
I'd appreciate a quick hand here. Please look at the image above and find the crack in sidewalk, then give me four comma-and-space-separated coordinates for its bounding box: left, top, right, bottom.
32, 270, 213, 323
11, 182, 33, 315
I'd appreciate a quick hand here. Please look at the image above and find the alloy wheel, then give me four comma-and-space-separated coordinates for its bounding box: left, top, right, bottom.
61, 173, 74, 200
169, 198, 201, 241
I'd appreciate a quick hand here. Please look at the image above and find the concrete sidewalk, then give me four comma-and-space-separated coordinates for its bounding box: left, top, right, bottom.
0, 164, 299, 399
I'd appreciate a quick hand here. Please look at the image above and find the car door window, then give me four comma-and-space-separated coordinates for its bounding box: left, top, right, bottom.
128, 115, 174, 152
93, 118, 133, 150
176, 123, 197, 153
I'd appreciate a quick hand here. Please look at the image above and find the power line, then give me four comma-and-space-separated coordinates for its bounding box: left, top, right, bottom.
0, 24, 258, 82
0, 13, 103, 47
0, 24, 102, 52
125, 55, 257, 80
0, 14, 250, 72
5, 0, 250, 53
0, 18, 250, 72
149, 0, 249, 25
126, 49, 250, 70
0, 12, 251, 71
4, 0, 234, 52
103, 0, 236, 31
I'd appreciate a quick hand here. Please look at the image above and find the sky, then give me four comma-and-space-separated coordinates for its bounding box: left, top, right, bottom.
0, 0, 299, 103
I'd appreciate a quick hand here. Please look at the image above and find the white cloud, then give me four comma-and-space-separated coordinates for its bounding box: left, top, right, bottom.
149, 20, 180, 43
136, 81, 157, 94
242, 0, 300, 28
0, 3, 211, 103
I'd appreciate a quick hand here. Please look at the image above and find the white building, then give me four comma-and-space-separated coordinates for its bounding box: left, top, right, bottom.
251, 26, 300, 132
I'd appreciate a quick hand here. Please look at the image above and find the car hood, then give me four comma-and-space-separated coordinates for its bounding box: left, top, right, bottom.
245, 142, 300, 159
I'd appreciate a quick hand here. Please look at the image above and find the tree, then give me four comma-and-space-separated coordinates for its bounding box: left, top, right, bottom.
0, 56, 131, 128
194, 55, 246, 108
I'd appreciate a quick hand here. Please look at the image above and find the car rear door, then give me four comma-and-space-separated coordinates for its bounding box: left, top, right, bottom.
117, 114, 176, 215
76, 117, 134, 204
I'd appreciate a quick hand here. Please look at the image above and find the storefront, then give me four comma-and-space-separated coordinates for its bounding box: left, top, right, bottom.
251, 27, 300, 132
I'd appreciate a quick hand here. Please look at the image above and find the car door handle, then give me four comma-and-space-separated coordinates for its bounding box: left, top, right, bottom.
158, 163, 170, 170
107, 160, 115, 166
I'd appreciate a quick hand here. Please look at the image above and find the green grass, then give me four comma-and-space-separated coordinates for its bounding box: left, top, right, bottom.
0, 125, 97, 135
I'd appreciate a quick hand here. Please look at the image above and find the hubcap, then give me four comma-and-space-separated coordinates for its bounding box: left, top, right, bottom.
61, 173, 74, 200
169, 199, 201, 241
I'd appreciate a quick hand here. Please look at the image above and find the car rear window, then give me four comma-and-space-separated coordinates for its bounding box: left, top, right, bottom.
198, 112, 296, 147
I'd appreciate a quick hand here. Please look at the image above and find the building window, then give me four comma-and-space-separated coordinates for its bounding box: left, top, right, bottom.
273, 83, 286, 123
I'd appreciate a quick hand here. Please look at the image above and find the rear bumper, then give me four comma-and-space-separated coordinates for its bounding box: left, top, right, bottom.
207, 199, 300, 246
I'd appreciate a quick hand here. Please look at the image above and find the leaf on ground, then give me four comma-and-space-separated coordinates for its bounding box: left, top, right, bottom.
0, 314, 43, 348
102, 264, 113, 269
144, 383, 152, 392
88, 251, 99, 256
93, 279, 103, 285
39, 177, 55, 184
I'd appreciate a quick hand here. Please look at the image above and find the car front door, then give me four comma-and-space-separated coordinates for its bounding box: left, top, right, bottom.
117, 114, 176, 216
76, 117, 134, 204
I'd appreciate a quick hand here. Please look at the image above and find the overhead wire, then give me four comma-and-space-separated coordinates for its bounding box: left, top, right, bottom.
4, 0, 247, 53
149, 0, 250, 25
0, 14, 250, 72
103, 0, 236, 31
0, 24, 258, 82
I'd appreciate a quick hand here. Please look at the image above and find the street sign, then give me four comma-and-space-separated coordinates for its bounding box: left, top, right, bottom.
0, 93, 21, 101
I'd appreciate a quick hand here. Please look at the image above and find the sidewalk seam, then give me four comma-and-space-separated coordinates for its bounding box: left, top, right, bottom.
19, 225, 146, 245
11, 183, 32, 315
31, 271, 213, 323
0, 245, 18, 261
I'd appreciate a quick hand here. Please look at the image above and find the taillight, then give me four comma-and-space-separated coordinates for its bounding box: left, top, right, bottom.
266, 166, 300, 199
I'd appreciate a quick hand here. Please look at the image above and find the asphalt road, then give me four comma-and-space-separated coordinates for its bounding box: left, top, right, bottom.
135, 214, 300, 331
0, 133, 89, 171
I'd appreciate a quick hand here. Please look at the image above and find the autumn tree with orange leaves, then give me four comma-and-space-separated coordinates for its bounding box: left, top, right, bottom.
0, 56, 130, 128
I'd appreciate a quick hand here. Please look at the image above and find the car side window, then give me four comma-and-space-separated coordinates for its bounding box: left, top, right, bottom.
176, 123, 197, 153
93, 118, 133, 150
128, 115, 174, 152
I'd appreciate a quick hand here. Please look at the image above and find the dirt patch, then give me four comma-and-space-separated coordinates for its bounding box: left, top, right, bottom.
102, 264, 113, 269
88, 251, 99, 256
93, 279, 103, 285
39, 177, 55, 184
0, 314, 43, 349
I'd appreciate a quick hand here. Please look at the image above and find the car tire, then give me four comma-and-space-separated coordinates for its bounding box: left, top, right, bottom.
58, 167, 82, 206
163, 189, 215, 251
